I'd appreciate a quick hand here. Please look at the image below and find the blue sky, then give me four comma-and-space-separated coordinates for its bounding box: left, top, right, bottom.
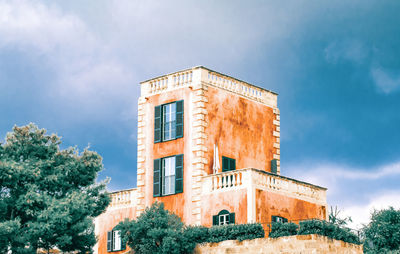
1, 0, 400, 228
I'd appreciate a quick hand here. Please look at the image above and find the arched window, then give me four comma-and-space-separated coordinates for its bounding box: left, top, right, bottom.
212, 209, 235, 226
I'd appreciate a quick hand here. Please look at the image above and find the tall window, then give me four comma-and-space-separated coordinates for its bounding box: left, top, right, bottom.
162, 103, 176, 140
213, 210, 235, 226
162, 156, 176, 195
107, 229, 125, 252
154, 154, 183, 197
154, 100, 184, 143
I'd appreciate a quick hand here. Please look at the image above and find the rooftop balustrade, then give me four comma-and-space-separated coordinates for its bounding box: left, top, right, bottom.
140, 66, 277, 108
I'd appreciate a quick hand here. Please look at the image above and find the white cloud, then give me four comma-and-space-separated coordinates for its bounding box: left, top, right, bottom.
0, 0, 135, 117
285, 161, 400, 229
287, 161, 400, 186
342, 191, 400, 229
371, 67, 400, 94
0, 0, 93, 53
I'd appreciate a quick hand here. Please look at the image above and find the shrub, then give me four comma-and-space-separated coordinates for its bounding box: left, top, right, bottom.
207, 223, 264, 243
117, 202, 190, 254
298, 219, 360, 244
183, 225, 209, 245
269, 222, 298, 238
117, 203, 265, 253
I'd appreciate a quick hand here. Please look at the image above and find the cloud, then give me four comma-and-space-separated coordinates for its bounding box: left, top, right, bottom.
324, 39, 368, 64
285, 161, 400, 229
0, 0, 135, 118
0, 0, 93, 52
286, 161, 400, 190
106, 0, 314, 73
342, 191, 400, 229
371, 67, 400, 94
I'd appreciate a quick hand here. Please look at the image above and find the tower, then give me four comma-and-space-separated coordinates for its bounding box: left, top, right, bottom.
135, 66, 281, 225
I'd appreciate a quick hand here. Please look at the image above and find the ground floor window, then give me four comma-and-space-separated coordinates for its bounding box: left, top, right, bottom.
213, 209, 235, 226
107, 230, 125, 252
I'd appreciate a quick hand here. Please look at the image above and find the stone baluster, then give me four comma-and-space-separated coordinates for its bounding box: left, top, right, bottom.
227, 173, 231, 187
232, 172, 237, 186
218, 175, 222, 189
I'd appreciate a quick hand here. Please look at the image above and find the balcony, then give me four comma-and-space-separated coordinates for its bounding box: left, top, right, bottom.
202, 168, 326, 205
109, 188, 137, 209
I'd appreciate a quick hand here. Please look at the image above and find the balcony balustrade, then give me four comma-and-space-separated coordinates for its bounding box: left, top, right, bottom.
109, 188, 137, 208
202, 168, 326, 205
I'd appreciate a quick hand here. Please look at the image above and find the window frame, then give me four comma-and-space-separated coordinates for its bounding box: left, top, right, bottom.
161, 156, 176, 196
219, 213, 230, 225
162, 102, 177, 141
107, 229, 125, 252
213, 209, 235, 226
154, 100, 184, 143
153, 154, 184, 197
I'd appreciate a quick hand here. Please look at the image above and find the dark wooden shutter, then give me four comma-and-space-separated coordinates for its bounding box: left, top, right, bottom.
153, 159, 161, 197
175, 100, 184, 138
154, 105, 162, 143
230, 158, 236, 171
271, 159, 277, 174
222, 157, 229, 172
229, 212, 235, 224
213, 215, 218, 226
175, 154, 184, 193
271, 216, 277, 223
107, 231, 112, 252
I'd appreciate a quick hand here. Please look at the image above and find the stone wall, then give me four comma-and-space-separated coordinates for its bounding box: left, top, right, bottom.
194, 234, 363, 254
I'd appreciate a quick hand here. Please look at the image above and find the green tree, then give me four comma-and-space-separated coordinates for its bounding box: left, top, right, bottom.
117, 202, 196, 254
363, 207, 400, 253
0, 124, 110, 253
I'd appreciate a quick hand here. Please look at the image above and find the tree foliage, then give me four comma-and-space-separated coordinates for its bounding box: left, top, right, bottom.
0, 124, 110, 253
117, 202, 194, 254
363, 207, 400, 253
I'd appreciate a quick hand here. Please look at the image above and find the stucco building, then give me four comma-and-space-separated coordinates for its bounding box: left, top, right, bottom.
94, 66, 328, 253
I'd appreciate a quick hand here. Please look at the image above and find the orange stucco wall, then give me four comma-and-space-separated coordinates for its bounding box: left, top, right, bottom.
201, 189, 247, 227
255, 189, 327, 234
142, 87, 193, 224
96, 206, 136, 254
204, 86, 276, 174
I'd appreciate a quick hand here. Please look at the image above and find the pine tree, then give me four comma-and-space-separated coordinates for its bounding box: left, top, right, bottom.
0, 124, 110, 253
